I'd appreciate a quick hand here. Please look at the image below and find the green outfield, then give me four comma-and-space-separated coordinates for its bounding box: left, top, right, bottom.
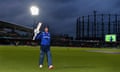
0, 46, 120, 72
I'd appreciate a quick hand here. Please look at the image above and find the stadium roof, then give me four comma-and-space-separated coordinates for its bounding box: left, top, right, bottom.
0, 21, 32, 33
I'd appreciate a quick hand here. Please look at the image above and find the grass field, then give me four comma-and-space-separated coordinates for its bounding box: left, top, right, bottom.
0, 46, 120, 72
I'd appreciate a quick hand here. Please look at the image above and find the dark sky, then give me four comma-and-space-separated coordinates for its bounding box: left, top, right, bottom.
0, 0, 120, 37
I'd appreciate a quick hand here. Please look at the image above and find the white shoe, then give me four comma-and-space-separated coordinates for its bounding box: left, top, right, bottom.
39, 65, 43, 68
48, 65, 54, 69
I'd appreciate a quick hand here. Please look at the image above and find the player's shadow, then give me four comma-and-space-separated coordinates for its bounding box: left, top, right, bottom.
62, 65, 95, 69
55, 65, 96, 71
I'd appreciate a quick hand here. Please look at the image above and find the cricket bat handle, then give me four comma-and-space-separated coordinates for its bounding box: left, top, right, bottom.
33, 33, 37, 40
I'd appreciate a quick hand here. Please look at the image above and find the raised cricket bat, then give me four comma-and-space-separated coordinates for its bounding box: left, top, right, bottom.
36, 22, 42, 32
33, 22, 42, 40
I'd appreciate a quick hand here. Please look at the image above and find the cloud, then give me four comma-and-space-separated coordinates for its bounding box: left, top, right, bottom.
0, 0, 120, 37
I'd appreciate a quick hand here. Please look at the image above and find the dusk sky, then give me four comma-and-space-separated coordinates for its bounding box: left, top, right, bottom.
0, 0, 120, 37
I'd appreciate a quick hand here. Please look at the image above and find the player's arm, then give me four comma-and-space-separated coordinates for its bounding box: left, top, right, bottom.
35, 32, 42, 40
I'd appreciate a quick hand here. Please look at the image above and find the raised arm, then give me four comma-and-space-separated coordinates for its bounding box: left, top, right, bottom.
35, 32, 42, 40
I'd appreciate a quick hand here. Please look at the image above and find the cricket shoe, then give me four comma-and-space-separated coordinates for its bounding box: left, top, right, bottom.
39, 65, 43, 68
48, 65, 54, 69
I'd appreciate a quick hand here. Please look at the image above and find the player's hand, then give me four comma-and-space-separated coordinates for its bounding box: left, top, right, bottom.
34, 29, 40, 34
